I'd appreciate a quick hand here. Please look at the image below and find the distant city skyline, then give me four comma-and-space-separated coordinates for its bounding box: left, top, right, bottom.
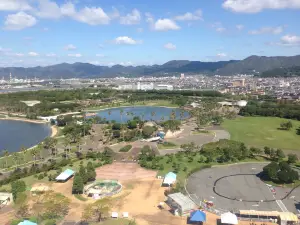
0, 0, 299, 67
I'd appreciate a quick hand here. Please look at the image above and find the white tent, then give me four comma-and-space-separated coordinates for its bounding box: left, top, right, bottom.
123, 212, 129, 218
111, 212, 118, 218
221, 212, 238, 225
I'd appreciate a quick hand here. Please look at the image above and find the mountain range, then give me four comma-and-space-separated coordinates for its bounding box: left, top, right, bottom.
1, 55, 300, 78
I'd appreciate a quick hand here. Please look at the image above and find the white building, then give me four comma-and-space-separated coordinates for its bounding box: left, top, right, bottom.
155, 84, 174, 91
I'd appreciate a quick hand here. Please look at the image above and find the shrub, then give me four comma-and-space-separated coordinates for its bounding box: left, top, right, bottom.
119, 145, 132, 152
38, 174, 44, 180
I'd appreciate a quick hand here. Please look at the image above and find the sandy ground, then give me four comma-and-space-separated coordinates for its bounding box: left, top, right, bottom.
95, 162, 157, 181
51, 125, 58, 137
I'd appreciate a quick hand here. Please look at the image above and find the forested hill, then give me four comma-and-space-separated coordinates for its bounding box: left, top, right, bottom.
1, 55, 300, 78
259, 66, 300, 77
0, 60, 238, 79
216, 55, 300, 75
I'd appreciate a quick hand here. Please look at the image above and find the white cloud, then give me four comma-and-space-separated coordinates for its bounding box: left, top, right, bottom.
217, 53, 227, 57
164, 43, 176, 50
15, 53, 24, 57
154, 19, 180, 31
4, 12, 37, 30
212, 22, 226, 33
280, 35, 300, 46
46, 53, 56, 57
137, 27, 143, 33
109, 7, 120, 19
120, 9, 141, 25
64, 44, 76, 51
249, 26, 284, 35
60, 2, 76, 17
28, 52, 39, 56
174, 9, 203, 21
236, 24, 244, 30
68, 53, 82, 57
145, 12, 154, 24
35, 0, 61, 19
96, 54, 105, 57
0, 0, 31, 11
73, 7, 110, 25
114, 36, 139, 45
223, 0, 300, 13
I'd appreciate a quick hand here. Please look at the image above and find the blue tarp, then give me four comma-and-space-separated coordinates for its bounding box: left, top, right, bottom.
18, 220, 37, 225
165, 172, 177, 180
190, 210, 206, 222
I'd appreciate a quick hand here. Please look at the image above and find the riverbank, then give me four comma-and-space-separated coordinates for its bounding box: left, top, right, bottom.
0, 117, 47, 124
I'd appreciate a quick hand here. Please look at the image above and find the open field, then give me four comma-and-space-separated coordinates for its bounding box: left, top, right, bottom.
95, 162, 157, 181
85, 100, 178, 111
222, 117, 300, 150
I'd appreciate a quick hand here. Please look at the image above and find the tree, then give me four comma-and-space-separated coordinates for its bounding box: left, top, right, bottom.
86, 162, 96, 182
72, 174, 84, 194
2, 150, 10, 168
264, 146, 271, 156
31, 148, 39, 166
127, 120, 137, 129
12, 153, 19, 169
296, 127, 300, 135
20, 146, 27, 164
287, 154, 298, 164
79, 165, 88, 184
11, 180, 26, 202
263, 162, 279, 180
280, 121, 293, 130
142, 126, 155, 138
180, 142, 198, 154
276, 149, 285, 160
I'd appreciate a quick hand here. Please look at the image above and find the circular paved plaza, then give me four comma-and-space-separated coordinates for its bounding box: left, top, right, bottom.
186, 163, 300, 213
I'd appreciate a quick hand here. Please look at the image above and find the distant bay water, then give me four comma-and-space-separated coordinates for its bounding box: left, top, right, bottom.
95, 106, 190, 122
0, 120, 51, 153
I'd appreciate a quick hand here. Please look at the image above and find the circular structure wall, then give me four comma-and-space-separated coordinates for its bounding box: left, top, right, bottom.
84, 180, 122, 199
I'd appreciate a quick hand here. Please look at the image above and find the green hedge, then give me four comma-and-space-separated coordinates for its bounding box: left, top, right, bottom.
119, 145, 132, 152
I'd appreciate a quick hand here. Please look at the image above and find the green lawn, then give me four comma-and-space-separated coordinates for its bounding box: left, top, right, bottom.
222, 117, 300, 150
85, 100, 178, 111
157, 142, 178, 150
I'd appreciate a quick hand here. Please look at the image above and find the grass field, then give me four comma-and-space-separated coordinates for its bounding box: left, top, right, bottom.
222, 117, 300, 150
157, 142, 178, 150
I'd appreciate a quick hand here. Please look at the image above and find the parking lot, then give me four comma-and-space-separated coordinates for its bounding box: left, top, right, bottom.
186, 163, 300, 213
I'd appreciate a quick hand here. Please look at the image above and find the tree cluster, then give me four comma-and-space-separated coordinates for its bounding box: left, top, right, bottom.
263, 161, 299, 183
72, 162, 96, 194
239, 101, 300, 121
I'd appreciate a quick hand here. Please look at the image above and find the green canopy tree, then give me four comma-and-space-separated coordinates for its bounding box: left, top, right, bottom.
72, 174, 84, 194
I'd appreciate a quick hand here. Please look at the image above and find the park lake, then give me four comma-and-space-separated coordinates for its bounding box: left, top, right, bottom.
0, 120, 51, 153
94, 106, 190, 122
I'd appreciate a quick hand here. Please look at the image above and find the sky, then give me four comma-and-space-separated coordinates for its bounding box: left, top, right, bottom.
0, 0, 300, 67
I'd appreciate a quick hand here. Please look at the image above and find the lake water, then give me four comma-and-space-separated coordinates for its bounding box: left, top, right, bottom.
95, 106, 189, 123
0, 120, 51, 153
